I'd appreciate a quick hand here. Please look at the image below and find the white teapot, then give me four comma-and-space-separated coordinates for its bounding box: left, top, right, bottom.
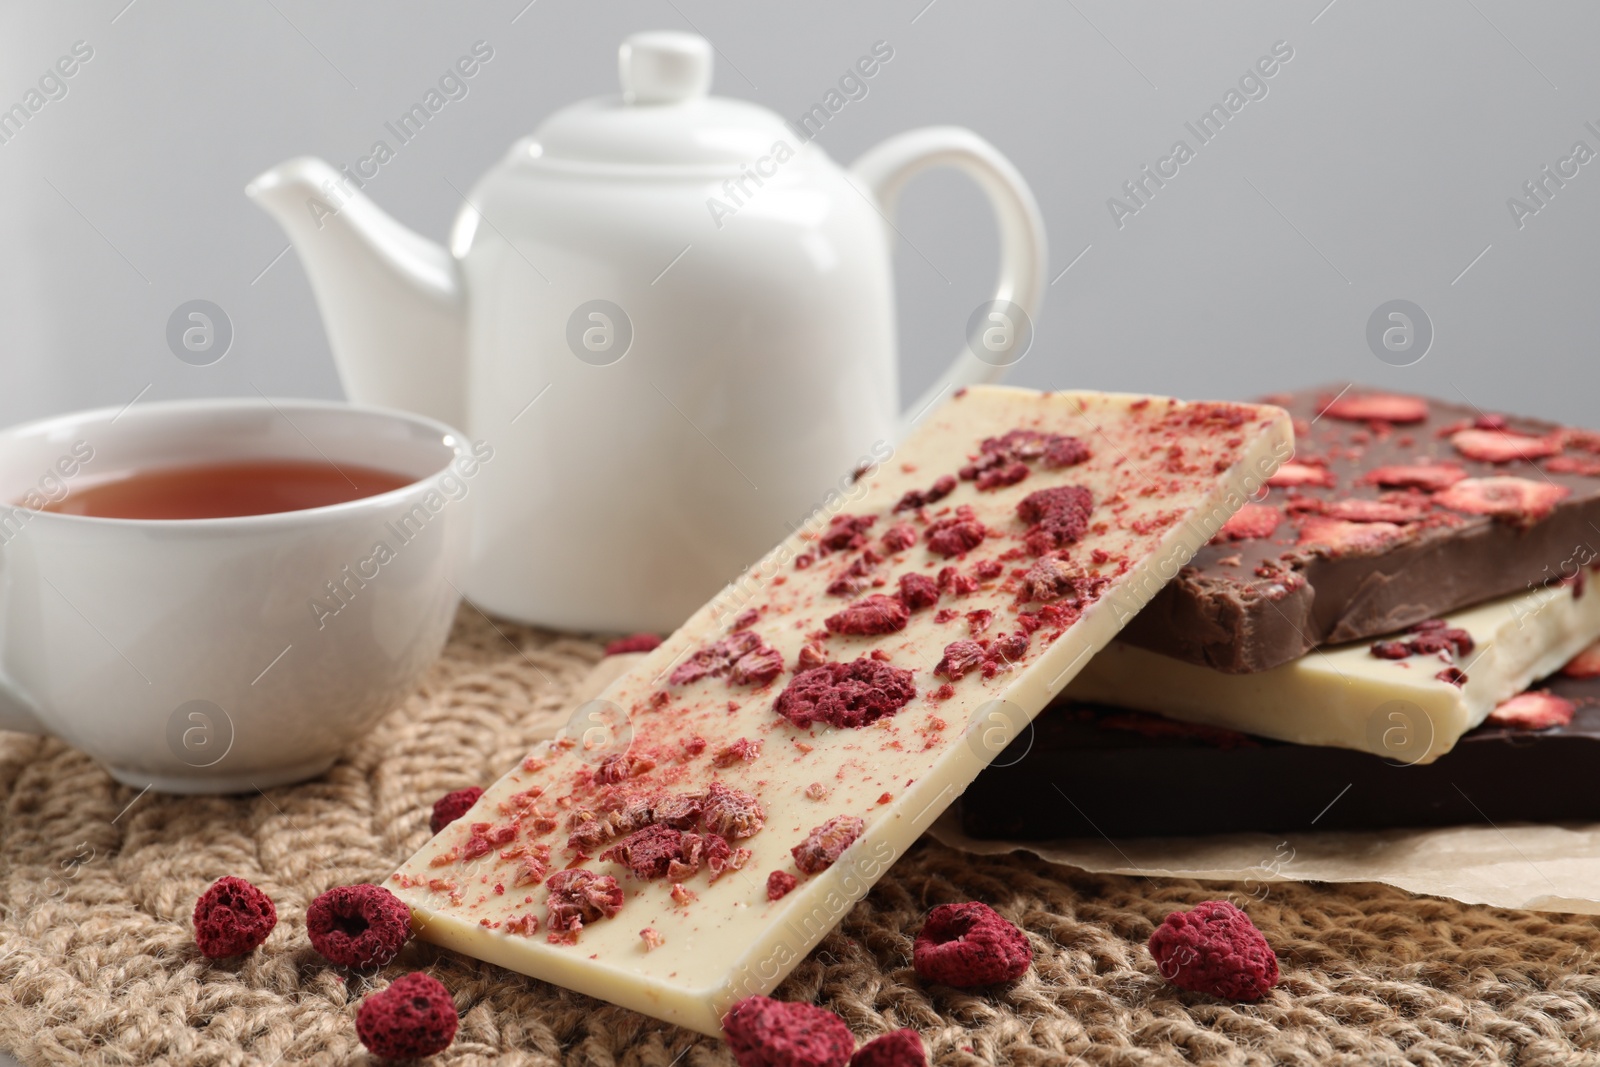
247, 31, 1046, 632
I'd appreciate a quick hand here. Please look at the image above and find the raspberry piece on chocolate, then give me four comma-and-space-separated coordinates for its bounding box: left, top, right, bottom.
1486, 691, 1576, 730
192, 876, 277, 959
1324, 499, 1427, 523
897, 572, 940, 611
767, 870, 799, 901
934, 639, 985, 680
545, 868, 624, 939
600, 824, 685, 880
824, 594, 910, 636
673, 630, 785, 687
1148, 900, 1278, 1001
429, 786, 483, 835
701, 782, 767, 839
1436, 666, 1468, 687
306, 884, 411, 967
1434, 476, 1570, 526
791, 815, 864, 874
1266, 462, 1336, 489
975, 460, 1029, 491
850, 1029, 925, 1067
773, 658, 917, 729
1322, 392, 1429, 424
1016, 485, 1094, 554
924, 506, 987, 557
912, 901, 1032, 987
893, 474, 957, 513
1370, 640, 1411, 660
818, 514, 877, 554
355, 971, 458, 1060
604, 632, 662, 656
1213, 504, 1281, 542
722, 995, 854, 1067
1450, 428, 1562, 464
880, 522, 918, 553
1363, 464, 1467, 491
1562, 639, 1600, 678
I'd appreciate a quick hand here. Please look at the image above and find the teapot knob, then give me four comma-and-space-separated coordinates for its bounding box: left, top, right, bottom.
619, 31, 712, 105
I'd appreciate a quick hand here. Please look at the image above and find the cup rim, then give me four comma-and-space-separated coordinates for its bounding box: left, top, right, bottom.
0, 396, 474, 530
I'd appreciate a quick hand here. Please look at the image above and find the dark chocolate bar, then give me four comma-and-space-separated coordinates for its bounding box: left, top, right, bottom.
1120, 387, 1600, 673
959, 657, 1600, 839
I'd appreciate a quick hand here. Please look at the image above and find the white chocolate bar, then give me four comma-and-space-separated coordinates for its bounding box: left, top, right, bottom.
1067, 572, 1600, 763
389, 386, 1292, 1034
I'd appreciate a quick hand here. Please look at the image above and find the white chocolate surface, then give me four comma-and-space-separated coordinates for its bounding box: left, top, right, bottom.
389, 386, 1292, 1034
1068, 572, 1600, 763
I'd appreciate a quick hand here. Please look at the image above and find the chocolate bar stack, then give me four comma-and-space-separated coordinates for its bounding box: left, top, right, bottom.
963, 387, 1600, 837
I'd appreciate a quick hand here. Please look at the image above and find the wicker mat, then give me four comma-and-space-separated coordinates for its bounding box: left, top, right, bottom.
4, 608, 1600, 1067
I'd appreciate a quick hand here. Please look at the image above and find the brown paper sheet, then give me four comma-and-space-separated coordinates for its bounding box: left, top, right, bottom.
927, 810, 1600, 915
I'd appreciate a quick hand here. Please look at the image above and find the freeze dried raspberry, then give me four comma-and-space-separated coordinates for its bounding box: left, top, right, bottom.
938, 566, 980, 597
1266, 462, 1336, 488
1409, 627, 1474, 657
701, 783, 767, 839
898, 573, 941, 611
1043, 436, 1091, 468
355, 971, 458, 1060
192, 876, 277, 958
818, 514, 877, 554
796, 641, 829, 672
1450, 428, 1562, 464
1213, 504, 1281, 542
1148, 900, 1278, 1001
306, 884, 411, 967
429, 786, 483, 835
1363, 464, 1467, 491
1434, 476, 1569, 525
880, 522, 918, 553
1295, 515, 1406, 553
714, 737, 762, 767
673, 630, 784, 687
893, 474, 957, 513
934, 639, 985, 680
600, 824, 685, 880
1435, 666, 1468, 687
1324, 499, 1427, 523
767, 870, 799, 901
1016, 485, 1093, 554
773, 658, 917, 729
825, 594, 910, 636
1322, 392, 1429, 424
975, 460, 1029, 491
1486, 691, 1575, 730
1545, 454, 1600, 476
912, 902, 1032, 987
1370, 640, 1411, 660
791, 815, 864, 874
924, 507, 987, 557
1562, 639, 1600, 678
722, 995, 854, 1067
850, 1029, 925, 1067
1020, 556, 1096, 603
545, 869, 624, 938
604, 632, 662, 656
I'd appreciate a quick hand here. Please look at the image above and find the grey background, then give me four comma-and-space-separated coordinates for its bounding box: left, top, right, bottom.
1, 1, 1596, 433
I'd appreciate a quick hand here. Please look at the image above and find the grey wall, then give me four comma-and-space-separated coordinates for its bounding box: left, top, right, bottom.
1, 0, 1596, 431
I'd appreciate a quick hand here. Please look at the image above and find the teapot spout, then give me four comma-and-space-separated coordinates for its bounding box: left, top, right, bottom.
246, 157, 467, 430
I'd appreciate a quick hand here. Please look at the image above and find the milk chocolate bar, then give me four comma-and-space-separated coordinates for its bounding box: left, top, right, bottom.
1120, 387, 1600, 672
387, 386, 1292, 1035
961, 642, 1600, 839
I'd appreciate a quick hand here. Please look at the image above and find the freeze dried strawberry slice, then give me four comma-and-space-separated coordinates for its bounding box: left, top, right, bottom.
1450, 428, 1562, 464
1295, 515, 1406, 553
1266, 462, 1335, 489
1545, 454, 1600, 477
1561, 639, 1600, 679
1485, 691, 1576, 730
1362, 464, 1467, 491
1324, 499, 1427, 523
1212, 504, 1281, 542
1322, 393, 1429, 424
1434, 476, 1569, 525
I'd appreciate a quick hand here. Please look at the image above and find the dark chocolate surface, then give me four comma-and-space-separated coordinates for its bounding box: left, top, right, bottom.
1120, 387, 1600, 673
959, 662, 1600, 839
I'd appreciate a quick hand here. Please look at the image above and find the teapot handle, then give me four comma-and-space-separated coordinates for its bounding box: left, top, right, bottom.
850, 127, 1048, 438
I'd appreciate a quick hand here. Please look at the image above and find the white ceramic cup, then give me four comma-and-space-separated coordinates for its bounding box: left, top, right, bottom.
0, 398, 478, 794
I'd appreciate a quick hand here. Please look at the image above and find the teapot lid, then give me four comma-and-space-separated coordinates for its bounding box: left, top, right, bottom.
531, 32, 802, 169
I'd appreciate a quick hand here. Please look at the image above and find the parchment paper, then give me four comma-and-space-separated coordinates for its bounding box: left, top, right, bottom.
928, 809, 1600, 915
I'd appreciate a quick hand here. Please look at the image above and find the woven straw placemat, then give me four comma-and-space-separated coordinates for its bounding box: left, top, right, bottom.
4, 607, 1600, 1066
